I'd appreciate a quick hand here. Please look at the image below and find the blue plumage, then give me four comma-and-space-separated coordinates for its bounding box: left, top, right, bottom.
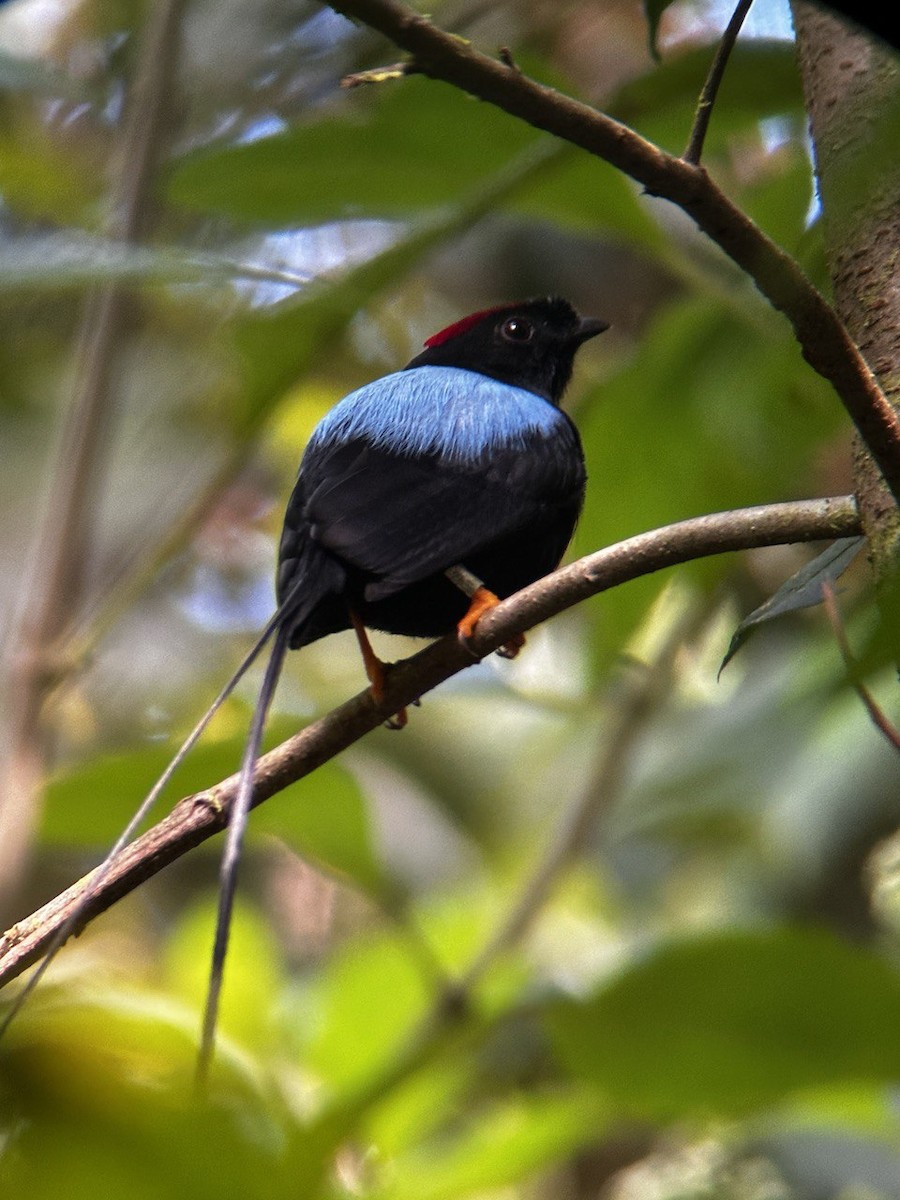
277, 297, 606, 647
312, 365, 566, 465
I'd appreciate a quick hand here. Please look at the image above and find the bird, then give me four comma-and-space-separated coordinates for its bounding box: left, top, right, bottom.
0, 296, 606, 1079
201, 295, 607, 1076
277, 295, 607, 682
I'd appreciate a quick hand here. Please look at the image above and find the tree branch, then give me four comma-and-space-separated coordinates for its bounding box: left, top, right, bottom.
683, 0, 754, 164
0, 496, 861, 990
326, 0, 900, 505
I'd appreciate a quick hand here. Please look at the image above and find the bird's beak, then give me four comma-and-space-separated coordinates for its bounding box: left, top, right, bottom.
574, 317, 610, 343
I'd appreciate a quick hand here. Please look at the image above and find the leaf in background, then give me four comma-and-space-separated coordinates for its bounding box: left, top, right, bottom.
738, 137, 816, 249
41, 715, 392, 900
642, 0, 677, 60
719, 535, 866, 675
253, 759, 392, 900
0, 234, 278, 292
2, 983, 299, 1198
298, 900, 522, 1094
573, 295, 843, 663
299, 925, 433, 1093
545, 926, 900, 1117
376, 1092, 605, 1200
0, 126, 101, 223
0, 49, 92, 98
612, 41, 803, 154
168, 79, 539, 224
162, 898, 284, 1055
41, 735, 246, 846
510, 147, 665, 248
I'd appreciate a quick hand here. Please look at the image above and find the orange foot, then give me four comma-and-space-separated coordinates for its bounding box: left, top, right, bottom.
457, 587, 525, 659
350, 609, 407, 729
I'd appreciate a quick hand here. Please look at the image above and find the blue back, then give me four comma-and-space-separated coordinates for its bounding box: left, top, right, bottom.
309, 366, 565, 466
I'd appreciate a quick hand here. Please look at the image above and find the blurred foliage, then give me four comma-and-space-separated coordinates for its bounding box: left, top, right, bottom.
1, 0, 899, 1198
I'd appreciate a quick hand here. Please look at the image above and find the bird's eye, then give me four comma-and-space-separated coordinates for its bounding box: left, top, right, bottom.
500, 317, 535, 343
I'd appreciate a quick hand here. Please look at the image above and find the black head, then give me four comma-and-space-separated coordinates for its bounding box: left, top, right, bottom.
405, 297, 609, 405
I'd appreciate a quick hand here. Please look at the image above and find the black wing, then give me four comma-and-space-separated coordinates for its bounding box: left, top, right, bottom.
294, 423, 584, 602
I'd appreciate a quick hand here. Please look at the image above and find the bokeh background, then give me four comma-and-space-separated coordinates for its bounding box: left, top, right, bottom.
1, 1, 899, 1196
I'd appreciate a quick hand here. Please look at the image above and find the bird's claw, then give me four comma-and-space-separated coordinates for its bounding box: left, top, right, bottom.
456, 587, 526, 660
496, 633, 525, 660
384, 709, 408, 730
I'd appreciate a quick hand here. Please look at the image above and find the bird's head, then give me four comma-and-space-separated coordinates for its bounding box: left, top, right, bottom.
405, 297, 608, 404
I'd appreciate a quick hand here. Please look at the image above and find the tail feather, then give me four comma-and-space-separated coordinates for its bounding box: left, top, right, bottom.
0, 567, 325, 1046
196, 620, 291, 1085
0, 555, 340, 1065
0, 604, 287, 1045
194, 553, 349, 1080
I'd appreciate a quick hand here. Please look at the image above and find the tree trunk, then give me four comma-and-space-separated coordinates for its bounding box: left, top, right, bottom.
792, 2, 900, 585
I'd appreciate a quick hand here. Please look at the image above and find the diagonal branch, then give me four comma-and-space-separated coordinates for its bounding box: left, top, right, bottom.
325, 0, 900, 505
0, 495, 861, 990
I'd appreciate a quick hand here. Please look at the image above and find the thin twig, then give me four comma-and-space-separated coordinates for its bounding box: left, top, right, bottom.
343, 60, 419, 86
683, 0, 755, 164
322, 0, 900, 505
821, 580, 900, 751
0, 496, 861, 989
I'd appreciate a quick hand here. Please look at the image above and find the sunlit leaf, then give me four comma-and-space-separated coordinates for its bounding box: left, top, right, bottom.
376, 1092, 606, 1200
162, 899, 285, 1055
0, 128, 101, 223
1, 979, 298, 1198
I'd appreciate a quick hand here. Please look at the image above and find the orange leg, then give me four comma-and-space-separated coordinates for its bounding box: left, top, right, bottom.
349, 609, 407, 729
456, 586, 525, 659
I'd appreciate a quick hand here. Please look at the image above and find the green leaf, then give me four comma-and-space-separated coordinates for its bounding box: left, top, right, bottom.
41, 715, 390, 899
2, 982, 301, 1198
300, 928, 433, 1092
376, 1092, 605, 1200
573, 295, 843, 662
612, 41, 803, 154
40, 732, 249, 846
253, 759, 391, 899
719, 536, 867, 675
168, 78, 539, 224
738, 138, 816, 250
545, 926, 900, 1117
162, 899, 284, 1054
0, 128, 101, 223
510, 147, 665, 247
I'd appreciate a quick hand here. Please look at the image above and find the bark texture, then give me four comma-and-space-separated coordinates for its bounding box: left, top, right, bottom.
793, 3, 900, 578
